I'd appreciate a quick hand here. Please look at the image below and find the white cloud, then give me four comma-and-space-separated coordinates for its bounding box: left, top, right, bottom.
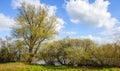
0, 13, 15, 31
48, 6, 57, 17
12, 0, 41, 9
55, 18, 65, 32
63, 31, 77, 35
79, 35, 113, 44
65, 0, 117, 29
12, 0, 65, 32
101, 27, 120, 38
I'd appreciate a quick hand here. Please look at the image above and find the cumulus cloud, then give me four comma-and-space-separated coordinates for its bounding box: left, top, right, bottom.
65, 0, 117, 29
12, 0, 65, 32
0, 13, 15, 31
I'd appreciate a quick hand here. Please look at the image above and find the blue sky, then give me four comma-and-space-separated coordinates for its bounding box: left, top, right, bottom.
0, 0, 120, 44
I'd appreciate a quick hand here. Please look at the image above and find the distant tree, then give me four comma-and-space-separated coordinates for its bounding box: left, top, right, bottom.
39, 38, 96, 66
15, 40, 27, 61
37, 37, 120, 67
0, 37, 17, 63
91, 43, 120, 67
12, 3, 58, 64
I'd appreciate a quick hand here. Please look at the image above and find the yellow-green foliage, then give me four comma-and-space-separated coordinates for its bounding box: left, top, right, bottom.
12, 3, 58, 63
39, 38, 120, 67
0, 62, 120, 71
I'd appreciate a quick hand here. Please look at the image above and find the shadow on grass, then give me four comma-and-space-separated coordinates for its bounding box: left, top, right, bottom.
30, 64, 71, 70
28, 64, 120, 71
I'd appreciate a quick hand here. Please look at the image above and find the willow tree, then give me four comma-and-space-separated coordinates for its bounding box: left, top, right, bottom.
12, 3, 58, 64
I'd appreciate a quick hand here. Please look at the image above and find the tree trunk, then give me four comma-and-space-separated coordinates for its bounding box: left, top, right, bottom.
27, 46, 34, 64
27, 54, 34, 64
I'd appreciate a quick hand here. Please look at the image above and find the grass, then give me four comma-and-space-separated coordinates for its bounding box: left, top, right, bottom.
0, 62, 120, 71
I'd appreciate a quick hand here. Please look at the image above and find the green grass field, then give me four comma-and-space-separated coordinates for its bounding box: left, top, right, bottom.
0, 62, 120, 71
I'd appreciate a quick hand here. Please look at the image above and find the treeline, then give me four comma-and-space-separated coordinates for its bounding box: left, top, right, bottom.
39, 37, 120, 67
0, 37, 120, 67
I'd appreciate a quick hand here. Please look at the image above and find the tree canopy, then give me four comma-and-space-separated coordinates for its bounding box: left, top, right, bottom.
12, 3, 59, 64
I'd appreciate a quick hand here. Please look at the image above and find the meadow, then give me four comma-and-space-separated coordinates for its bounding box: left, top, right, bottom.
0, 62, 120, 71
0, 1, 120, 71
